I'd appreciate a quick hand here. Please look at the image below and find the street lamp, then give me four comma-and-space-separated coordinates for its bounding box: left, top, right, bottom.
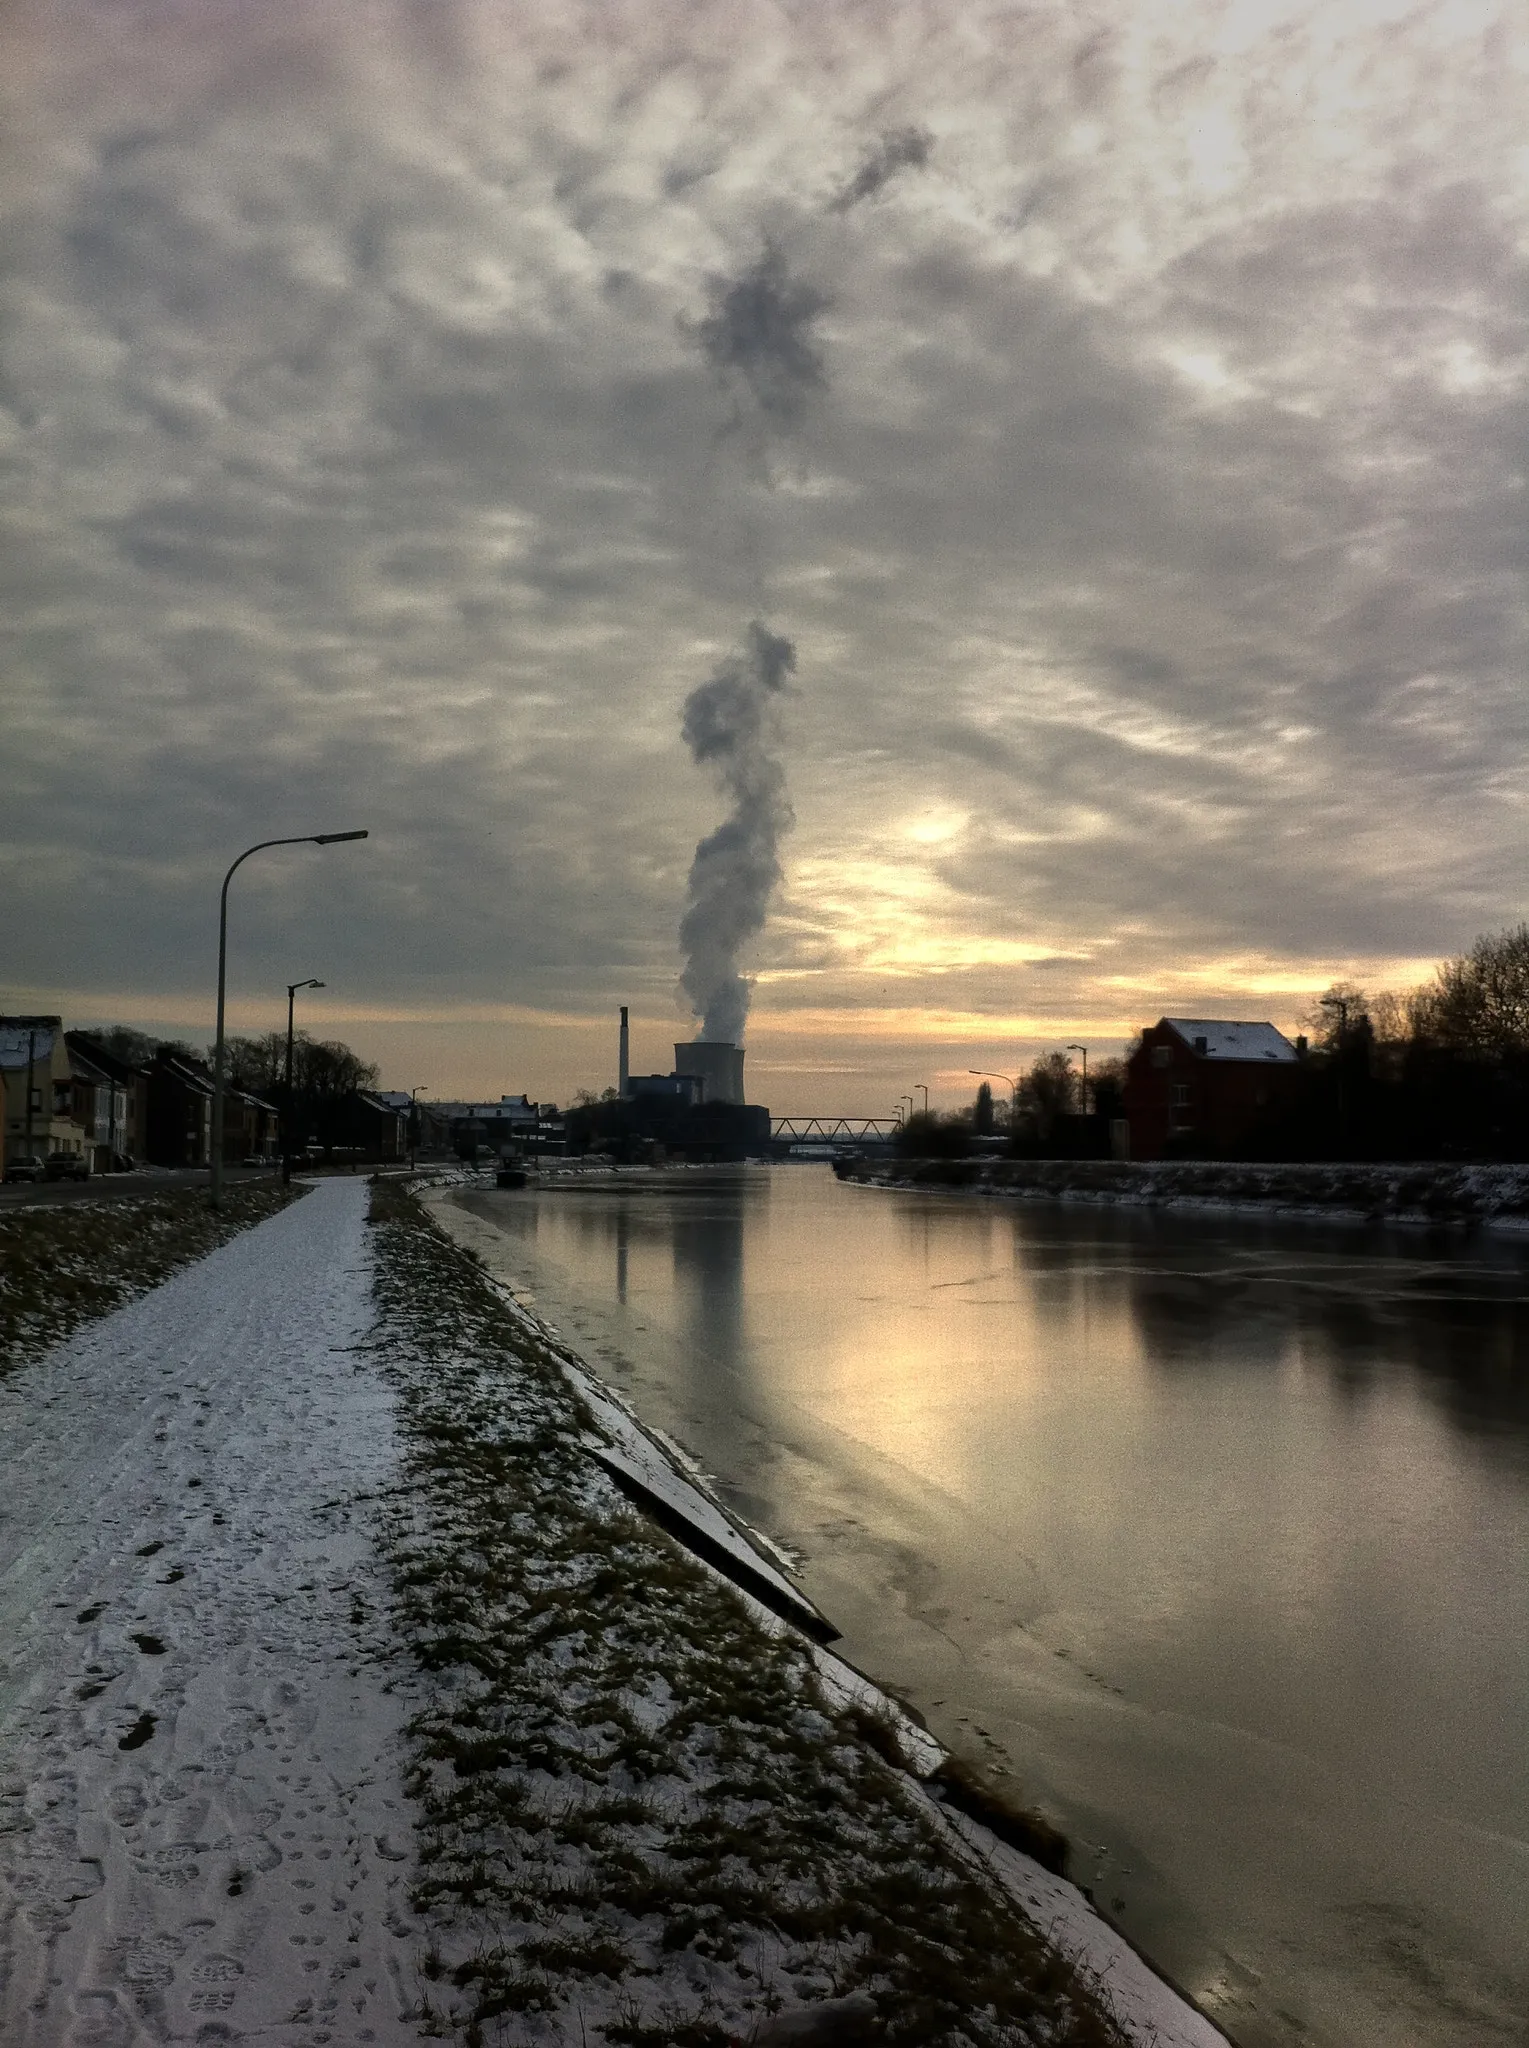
915, 1083, 929, 1115
408, 1086, 428, 1170
282, 980, 325, 1185
1066, 1044, 1089, 1114
970, 1069, 1021, 1129
211, 831, 368, 1209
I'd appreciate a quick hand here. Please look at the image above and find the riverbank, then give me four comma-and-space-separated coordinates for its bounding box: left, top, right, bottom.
388, 1177, 1234, 2046
834, 1154, 1529, 1226
419, 1180, 1231, 2048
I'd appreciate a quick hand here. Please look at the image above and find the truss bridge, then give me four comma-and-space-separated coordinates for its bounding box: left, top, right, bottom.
770, 1115, 902, 1146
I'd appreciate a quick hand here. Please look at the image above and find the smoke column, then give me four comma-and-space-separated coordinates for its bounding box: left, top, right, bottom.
678, 191, 924, 1043
679, 621, 796, 1044
829, 126, 934, 212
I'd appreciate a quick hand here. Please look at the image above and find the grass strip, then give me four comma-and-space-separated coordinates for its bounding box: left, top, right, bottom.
368, 1176, 1128, 2048
0, 1180, 305, 1374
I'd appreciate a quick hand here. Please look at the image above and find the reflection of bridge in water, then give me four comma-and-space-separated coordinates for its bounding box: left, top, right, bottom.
770, 1116, 901, 1148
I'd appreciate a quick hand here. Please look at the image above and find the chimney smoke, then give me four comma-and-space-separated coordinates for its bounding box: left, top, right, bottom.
679, 621, 795, 1044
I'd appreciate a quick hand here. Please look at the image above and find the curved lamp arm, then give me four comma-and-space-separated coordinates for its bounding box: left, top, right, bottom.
212, 831, 367, 1206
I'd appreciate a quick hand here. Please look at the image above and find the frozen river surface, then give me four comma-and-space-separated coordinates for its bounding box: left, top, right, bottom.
455, 1166, 1529, 2048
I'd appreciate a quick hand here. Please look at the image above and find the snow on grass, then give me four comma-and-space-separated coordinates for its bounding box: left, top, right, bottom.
843, 1157, 1529, 1227
367, 1178, 1129, 2048
0, 1180, 304, 1373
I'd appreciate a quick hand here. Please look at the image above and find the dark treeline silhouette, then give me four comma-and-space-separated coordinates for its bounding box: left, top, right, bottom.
222, 1030, 380, 1156
1254, 926, 1529, 1161
896, 1052, 1128, 1161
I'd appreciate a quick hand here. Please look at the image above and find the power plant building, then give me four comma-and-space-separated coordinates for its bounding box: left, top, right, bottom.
566, 1012, 770, 1161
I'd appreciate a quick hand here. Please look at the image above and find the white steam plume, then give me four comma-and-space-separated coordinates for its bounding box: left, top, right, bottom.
678, 621, 796, 1044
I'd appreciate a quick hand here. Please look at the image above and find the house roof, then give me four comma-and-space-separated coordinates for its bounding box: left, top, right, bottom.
0, 1020, 60, 1069
65, 1033, 149, 1082
1162, 1019, 1298, 1063
68, 1045, 115, 1085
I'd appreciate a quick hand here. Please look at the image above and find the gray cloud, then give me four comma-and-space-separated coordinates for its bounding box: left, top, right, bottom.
0, 0, 1525, 1105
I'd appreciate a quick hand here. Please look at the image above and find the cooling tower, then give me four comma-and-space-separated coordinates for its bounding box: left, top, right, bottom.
673, 1040, 745, 1106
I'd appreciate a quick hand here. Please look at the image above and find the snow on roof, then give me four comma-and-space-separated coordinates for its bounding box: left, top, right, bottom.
0, 1023, 57, 1069
1164, 1019, 1298, 1063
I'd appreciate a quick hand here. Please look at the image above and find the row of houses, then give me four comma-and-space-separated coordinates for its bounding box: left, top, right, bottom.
0, 1015, 410, 1173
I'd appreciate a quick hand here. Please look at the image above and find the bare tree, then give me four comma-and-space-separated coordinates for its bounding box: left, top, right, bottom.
222, 1032, 288, 1093
1306, 983, 1369, 1053
1415, 924, 1529, 1061
77, 1023, 159, 1067
1017, 1051, 1073, 1140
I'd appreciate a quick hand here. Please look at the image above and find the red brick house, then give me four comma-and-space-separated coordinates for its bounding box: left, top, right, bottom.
1124, 1018, 1302, 1160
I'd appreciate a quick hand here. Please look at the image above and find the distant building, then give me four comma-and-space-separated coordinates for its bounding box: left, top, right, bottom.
145, 1048, 281, 1167
1, 1016, 82, 1165
570, 1011, 769, 1162
427, 1095, 562, 1162
66, 1033, 152, 1169
1124, 1018, 1301, 1160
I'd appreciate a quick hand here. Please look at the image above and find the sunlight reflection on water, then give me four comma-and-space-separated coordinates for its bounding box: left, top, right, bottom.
458, 1167, 1529, 2048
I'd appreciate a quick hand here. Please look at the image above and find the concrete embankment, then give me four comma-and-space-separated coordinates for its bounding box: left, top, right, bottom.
835, 1155, 1529, 1226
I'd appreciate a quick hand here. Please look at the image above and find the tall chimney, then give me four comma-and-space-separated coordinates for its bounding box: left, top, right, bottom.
619, 1006, 630, 1099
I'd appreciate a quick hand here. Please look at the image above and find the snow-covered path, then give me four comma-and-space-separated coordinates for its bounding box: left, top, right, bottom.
0, 1180, 425, 2046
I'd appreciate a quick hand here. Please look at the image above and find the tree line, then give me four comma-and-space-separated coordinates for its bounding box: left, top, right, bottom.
900, 923, 1529, 1163
1276, 923, 1529, 1160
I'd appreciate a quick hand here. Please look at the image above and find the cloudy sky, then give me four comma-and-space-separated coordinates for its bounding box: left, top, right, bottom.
3, 0, 1526, 1111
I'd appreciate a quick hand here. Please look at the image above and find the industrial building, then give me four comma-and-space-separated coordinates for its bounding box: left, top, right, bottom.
566, 1009, 770, 1161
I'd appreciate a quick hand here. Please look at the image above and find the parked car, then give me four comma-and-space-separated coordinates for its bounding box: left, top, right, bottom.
3, 1153, 45, 1183
43, 1152, 90, 1182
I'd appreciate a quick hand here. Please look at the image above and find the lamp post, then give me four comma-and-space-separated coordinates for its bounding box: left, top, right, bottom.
23, 1027, 37, 1162
915, 1083, 929, 1116
969, 1068, 1021, 1130
282, 980, 325, 1185
211, 831, 367, 1209
1066, 1044, 1089, 1114
408, 1086, 427, 1170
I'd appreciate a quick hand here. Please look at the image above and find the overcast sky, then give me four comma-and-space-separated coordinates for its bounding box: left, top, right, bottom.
4, 0, 1526, 1109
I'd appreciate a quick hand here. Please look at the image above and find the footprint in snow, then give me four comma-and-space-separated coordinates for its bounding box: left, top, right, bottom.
66, 1988, 133, 2046
130, 1843, 203, 1887
106, 1782, 147, 1828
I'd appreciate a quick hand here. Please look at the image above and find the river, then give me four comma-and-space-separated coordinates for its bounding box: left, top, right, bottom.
450, 1166, 1529, 2048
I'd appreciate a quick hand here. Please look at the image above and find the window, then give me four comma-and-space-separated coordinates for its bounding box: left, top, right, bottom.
1171, 1083, 1191, 1108
1151, 1045, 1171, 1070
